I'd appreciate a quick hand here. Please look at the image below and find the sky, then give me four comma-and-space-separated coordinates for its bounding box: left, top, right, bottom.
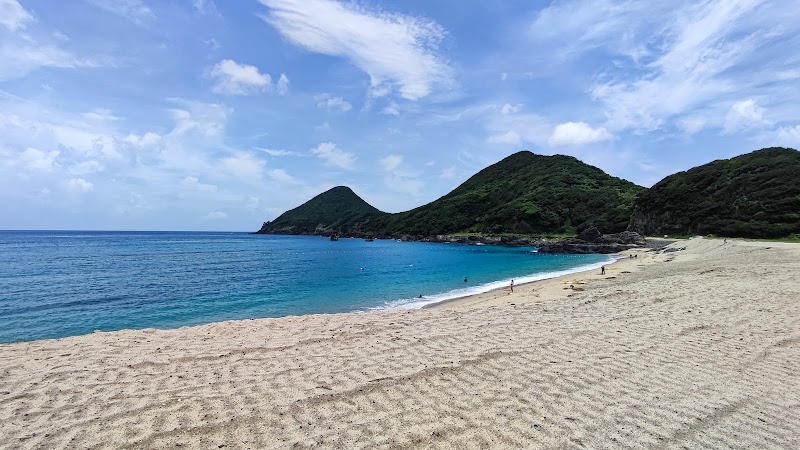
1, 0, 799, 231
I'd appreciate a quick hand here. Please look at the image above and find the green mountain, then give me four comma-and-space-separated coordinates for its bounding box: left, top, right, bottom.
369, 151, 644, 235
257, 186, 383, 235
628, 147, 800, 238
258, 151, 645, 236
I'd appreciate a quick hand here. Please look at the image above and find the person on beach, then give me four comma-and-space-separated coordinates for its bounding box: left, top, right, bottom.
601, 265, 606, 275
510, 279, 514, 292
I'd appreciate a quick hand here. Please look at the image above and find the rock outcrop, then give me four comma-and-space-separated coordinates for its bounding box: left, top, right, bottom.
534, 227, 646, 254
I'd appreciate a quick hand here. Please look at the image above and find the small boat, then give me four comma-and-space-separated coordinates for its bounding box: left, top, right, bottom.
330, 234, 339, 241
365, 234, 375, 242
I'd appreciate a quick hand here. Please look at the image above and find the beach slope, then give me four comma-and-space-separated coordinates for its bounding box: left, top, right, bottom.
1, 238, 799, 449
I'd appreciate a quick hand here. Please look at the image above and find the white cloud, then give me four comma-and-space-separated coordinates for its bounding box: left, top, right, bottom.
311, 142, 355, 169
51, 126, 120, 159
315, 94, 352, 112
268, 168, 300, 184
277, 73, 290, 95
167, 99, 230, 137
0, 0, 33, 31
487, 130, 522, 145
209, 59, 272, 95
548, 122, 613, 146
206, 211, 228, 220
182, 176, 217, 192
382, 103, 400, 116
124, 131, 161, 146
18, 147, 60, 171
477, 104, 551, 147
723, 99, 768, 134
259, 0, 451, 100
379, 154, 403, 172
84, 0, 155, 26
776, 125, 800, 146
82, 108, 120, 122
257, 147, 298, 157
68, 177, 94, 193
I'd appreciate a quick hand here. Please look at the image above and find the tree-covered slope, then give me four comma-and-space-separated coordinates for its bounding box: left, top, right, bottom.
628, 147, 800, 238
256, 186, 385, 234
258, 151, 645, 236
367, 151, 644, 235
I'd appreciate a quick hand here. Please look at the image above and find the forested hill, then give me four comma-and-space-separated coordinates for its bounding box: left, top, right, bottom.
367, 151, 644, 235
256, 186, 384, 235
257, 151, 645, 236
628, 147, 800, 238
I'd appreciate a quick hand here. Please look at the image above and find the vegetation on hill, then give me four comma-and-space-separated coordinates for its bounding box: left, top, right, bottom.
257, 186, 383, 235
628, 147, 800, 238
258, 152, 645, 236
368, 152, 644, 235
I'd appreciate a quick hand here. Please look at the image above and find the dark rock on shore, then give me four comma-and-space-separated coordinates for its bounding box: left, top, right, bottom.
534, 227, 646, 254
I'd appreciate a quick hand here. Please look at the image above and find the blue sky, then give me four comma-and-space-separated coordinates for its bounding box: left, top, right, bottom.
1, 0, 799, 231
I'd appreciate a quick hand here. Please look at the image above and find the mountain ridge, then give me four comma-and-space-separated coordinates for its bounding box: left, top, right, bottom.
258, 151, 645, 236
258, 147, 800, 239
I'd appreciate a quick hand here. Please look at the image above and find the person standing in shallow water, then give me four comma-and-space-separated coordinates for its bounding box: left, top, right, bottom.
601, 266, 606, 275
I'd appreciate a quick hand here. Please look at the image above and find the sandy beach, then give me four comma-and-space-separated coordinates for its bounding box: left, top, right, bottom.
1, 238, 799, 449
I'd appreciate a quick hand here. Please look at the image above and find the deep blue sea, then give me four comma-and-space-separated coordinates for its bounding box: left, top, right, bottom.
0, 231, 613, 343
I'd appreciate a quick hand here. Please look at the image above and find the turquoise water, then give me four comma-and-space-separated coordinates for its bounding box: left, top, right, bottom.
0, 231, 612, 343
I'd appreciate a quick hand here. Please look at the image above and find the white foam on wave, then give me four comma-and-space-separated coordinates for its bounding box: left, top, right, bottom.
369, 255, 618, 311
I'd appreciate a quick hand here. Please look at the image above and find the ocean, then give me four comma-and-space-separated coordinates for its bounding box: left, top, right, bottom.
0, 231, 613, 343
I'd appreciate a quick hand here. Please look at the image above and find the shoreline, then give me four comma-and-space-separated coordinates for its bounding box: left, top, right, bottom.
421, 252, 626, 309
426, 248, 645, 310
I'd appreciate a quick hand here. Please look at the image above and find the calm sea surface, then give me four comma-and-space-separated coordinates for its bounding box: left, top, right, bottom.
0, 231, 612, 343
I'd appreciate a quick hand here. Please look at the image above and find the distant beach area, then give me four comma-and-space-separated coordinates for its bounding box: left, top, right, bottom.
2, 237, 798, 448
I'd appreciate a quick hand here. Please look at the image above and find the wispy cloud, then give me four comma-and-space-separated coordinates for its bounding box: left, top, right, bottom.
276, 73, 289, 95
193, 0, 218, 16
379, 154, 403, 172
315, 93, 351, 112
530, 0, 800, 135
0, 0, 33, 31
257, 148, 299, 157
83, 0, 155, 26
258, 0, 452, 100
